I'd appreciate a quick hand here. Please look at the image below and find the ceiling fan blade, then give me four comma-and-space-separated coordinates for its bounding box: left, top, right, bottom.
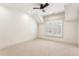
33, 3, 49, 12
43, 3, 49, 8
33, 8, 40, 9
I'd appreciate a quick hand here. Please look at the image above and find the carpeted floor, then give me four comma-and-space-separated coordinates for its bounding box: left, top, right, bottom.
0, 39, 79, 56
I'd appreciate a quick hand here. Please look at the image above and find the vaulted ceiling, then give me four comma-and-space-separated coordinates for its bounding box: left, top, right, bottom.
0, 3, 66, 16
0, 3, 67, 23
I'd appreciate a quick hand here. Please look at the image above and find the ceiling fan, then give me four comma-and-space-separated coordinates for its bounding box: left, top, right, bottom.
33, 3, 49, 12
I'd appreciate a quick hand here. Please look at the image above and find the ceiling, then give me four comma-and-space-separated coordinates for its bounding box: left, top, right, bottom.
30, 3, 66, 16
0, 3, 66, 16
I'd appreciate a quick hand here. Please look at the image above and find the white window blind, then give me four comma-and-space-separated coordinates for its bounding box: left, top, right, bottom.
45, 20, 63, 37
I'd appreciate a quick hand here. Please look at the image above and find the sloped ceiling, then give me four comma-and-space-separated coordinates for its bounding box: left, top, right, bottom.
0, 3, 67, 23
0, 3, 66, 16
30, 3, 66, 16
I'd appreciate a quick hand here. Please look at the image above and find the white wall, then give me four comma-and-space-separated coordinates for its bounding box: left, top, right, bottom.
63, 21, 78, 45
64, 4, 78, 45
0, 6, 37, 49
76, 13, 79, 46
37, 13, 64, 41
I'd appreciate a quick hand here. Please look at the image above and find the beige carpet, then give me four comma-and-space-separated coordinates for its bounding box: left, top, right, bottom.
0, 39, 79, 56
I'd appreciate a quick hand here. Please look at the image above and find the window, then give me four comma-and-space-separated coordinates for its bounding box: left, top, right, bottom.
45, 20, 63, 37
